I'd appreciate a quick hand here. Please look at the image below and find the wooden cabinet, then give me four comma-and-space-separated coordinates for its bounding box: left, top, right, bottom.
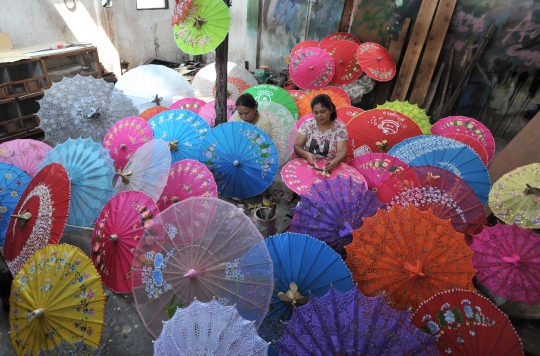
0, 46, 101, 143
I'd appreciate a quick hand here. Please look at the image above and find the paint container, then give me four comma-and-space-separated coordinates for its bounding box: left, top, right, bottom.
252, 207, 276, 238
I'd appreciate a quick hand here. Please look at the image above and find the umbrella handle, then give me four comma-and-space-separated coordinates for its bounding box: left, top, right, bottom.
524, 184, 540, 197
11, 210, 32, 229
118, 171, 132, 184
375, 140, 388, 152
167, 140, 179, 152
31, 309, 45, 319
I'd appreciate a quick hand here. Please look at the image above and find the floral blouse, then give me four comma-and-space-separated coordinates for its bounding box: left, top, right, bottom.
298, 118, 348, 159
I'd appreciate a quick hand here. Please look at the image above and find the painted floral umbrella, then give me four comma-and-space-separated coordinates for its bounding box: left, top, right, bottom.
171, 0, 193, 25
102, 116, 154, 173
319, 32, 361, 47
356, 42, 396, 82
169, 97, 207, 113
349, 152, 409, 192
200, 99, 236, 127
345, 205, 476, 310
131, 197, 274, 338
291, 40, 319, 57
412, 289, 524, 356
337, 105, 364, 125
154, 299, 269, 355
91, 191, 158, 293
191, 62, 258, 102
472, 223, 540, 306
173, 0, 231, 55
277, 287, 438, 355
9, 244, 105, 356
439, 133, 489, 166
489, 163, 540, 228
0, 163, 31, 246
244, 84, 299, 120
287, 90, 307, 106
378, 100, 432, 135
0, 139, 52, 177
320, 40, 362, 85
289, 47, 335, 90
258, 101, 297, 165
157, 159, 217, 211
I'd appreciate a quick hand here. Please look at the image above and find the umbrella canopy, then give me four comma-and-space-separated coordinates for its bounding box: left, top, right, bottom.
148, 109, 210, 163
282, 158, 365, 195
291, 176, 382, 255
412, 289, 523, 356
157, 159, 217, 211
0, 163, 31, 246
37, 74, 138, 145
297, 86, 351, 119
287, 89, 307, 106
0, 139, 52, 177
171, 0, 193, 25
173, 0, 231, 55
289, 47, 335, 90
472, 224, 540, 305
102, 116, 154, 173
115, 64, 195, 113
198, 122, 278, 199
169, 97, 207, 113
291, 40, 319, 57
349, 152, 409, 192
9, 244, 105, 355
191, 62, 258, 102
38, 137, 116, 229
37, 340, 105, 356
378, 165, 488, 235
432, 116, 495, 161
319, 32, 361, 47
154, 299, 269, 356
244, 84, 299, 120
378, 100, 432, 135
489, 163, 540, 228
337, 105, 364, 125
3, 163, 70, 275
321, 40, 362, 85
257, 101, 297, 165
199, 99, 236, 127
115, 139, 172, 202
139, 106, 169, 121
388, 135, 491, 205
439, 133, 490, 166
346, 205, 476, 310
357, 42, 396, 82
277, 287, 438, 355
131, 197, 274, 338
91, 191, 158, 293
260, 233, 354, 355
345, 108, 423, 162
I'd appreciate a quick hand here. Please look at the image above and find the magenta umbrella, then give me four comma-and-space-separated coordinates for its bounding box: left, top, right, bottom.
471, 223, 540, 306
289, 47, 335, 90
349, 153, 409, 192
169, 97, 207, 113
199, 99, 236, 127
157, 159, 218, 211
0, 139, 52, 177
102, 116, 154, 172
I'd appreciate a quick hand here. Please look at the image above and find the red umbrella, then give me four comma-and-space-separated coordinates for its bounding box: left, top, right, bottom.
3, 163, 70, 275
346, 108, 422, 162
91, 191, 158, 293
319, 32, 361, 47
289, 47, 335, 90
320, 41, 362, 85
412, 289, 524, 356
357, 42, 396, 82
440, 133, 489, 166
377, 165, 488, 235
291, 40, 319, 57
337, 106, 364, 125
350, 153, 409, 192
171, 0, 193, 25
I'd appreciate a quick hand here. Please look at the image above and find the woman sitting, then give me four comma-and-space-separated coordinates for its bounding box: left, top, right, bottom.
294, 94, 348, 172
229, 93, 273, 137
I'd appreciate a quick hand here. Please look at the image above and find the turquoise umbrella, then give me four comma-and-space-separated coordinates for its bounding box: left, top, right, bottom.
0, 163, 31, 246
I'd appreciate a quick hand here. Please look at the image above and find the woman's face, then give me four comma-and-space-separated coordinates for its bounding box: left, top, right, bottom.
312, 103, 331, 125
236, 105, 257, 123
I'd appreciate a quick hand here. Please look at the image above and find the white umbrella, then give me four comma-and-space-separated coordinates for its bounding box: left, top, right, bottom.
191, 62, 258, 102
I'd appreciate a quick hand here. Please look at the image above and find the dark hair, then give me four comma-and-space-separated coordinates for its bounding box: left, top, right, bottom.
235, 93, 258, 109
311, 94, 337, 121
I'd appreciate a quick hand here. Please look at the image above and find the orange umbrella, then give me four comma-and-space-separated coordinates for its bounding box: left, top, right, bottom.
297, 86, 351, 119
345, 205, 476, 310
139, 106, 169, 121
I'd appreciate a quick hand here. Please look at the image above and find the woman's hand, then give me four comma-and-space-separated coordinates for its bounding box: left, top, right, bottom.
305, 152, 317, 167
323, 159, 338, 172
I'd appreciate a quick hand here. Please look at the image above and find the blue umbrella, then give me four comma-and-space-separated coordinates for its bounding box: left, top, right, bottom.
148, 109, 210, 163
259, 233, 354, 355
37, 137, 116, 228
388, 135, 491, 205
0, 163, 31, 245
198, 122, 278, 199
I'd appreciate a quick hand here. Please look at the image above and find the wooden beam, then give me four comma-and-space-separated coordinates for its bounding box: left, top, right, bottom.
390, 0, 439, 101
423, 62, 444, 111
339, 0, 356, 32
434, 47, 454, 122
409, 0, 457, 106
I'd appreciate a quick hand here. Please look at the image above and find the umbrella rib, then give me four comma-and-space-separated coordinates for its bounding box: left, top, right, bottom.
196, 274, 267, 310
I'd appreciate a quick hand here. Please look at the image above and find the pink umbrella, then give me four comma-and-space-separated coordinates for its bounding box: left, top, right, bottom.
102, 116, 154, 172
0, 139, 52, 177
337, 106, 364, 125
295, 113, 314, 129
472, 223, 540, 306
199, 99, 236, 127
431, 116, 496, 161
291, 40, 319, 57
439, 133, 489, 166
157, 159, 218, 211
169, 97, 207, 113
281, 157, 366, 195
349, 153, 409, 191
289, 47, 335, 90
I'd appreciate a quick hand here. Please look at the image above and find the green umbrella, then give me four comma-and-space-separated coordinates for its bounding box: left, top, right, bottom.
173, 0, 231, 55
377, 100, 432, 135
244, 84, 299, 120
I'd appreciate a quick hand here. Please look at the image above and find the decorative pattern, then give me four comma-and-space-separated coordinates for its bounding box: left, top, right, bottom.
169, 97, 206, 113
350, 153, 408, 191
0, 139, 52, 177
171, 0, 194, 25
141, 249, 176, 299
289, 47, 335, 90
356, 42, 396, 82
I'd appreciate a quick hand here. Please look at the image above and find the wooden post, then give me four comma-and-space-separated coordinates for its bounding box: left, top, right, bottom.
214, 0, 232, 126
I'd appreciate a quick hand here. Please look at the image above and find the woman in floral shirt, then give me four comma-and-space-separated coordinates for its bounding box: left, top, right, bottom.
294, 94, 348, 172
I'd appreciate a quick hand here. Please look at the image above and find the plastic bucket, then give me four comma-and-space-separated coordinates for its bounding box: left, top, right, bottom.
252, 207, 276, 238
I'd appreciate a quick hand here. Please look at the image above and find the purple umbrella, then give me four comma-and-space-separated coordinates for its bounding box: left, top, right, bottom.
290, 176, 383, 256
277, 287, 438, 355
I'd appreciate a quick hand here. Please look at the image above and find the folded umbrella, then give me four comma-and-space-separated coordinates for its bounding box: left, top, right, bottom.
0, 139, 52, 177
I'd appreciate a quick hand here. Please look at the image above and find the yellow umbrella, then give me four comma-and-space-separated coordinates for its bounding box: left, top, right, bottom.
9, 244, 105, 355
489, 163, 540, 228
